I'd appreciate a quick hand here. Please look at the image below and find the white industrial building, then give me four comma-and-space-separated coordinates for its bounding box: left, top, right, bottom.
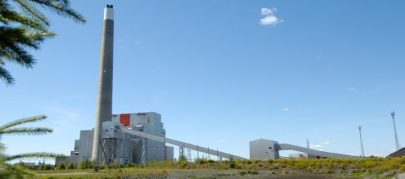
250, 138, 358, 160
57, 112, 174, 165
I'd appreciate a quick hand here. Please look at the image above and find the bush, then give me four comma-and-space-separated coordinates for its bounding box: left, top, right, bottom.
66, 162, 75, 169
229, 157, 236, 169
239, 171, 246, 176
178, 156, 188, 168
124, 163, 135, 168
179, 155, 187, 162
56, 163, 65, 170
196, 159, 207, 165
78, 160, 94, 169
248, 170, 259, 175
39, 163, 52, 170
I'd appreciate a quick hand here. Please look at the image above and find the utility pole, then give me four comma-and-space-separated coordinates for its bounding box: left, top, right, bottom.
197, 145, 199, 159
179, 145, 184, 159
306, 138, 310, 148
187, 148, 192, 162
358, 126, 365, 157
216, 148, 219, 161
391, 112, 401, 150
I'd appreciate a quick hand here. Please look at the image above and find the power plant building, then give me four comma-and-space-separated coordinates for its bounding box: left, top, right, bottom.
57, 6, 362, 166
57, 112, 174, 165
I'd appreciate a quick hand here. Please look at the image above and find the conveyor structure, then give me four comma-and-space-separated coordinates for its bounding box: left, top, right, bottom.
250, 139, 359, 159
106, 123, 247, 160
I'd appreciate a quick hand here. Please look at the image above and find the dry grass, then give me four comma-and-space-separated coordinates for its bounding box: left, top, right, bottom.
35, 157, 405, 178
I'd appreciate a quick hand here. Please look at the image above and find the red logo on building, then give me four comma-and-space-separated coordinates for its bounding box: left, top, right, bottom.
120, 114, 131, 127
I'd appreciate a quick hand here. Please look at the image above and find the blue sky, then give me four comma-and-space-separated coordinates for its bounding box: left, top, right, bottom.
1, 0, 405, 160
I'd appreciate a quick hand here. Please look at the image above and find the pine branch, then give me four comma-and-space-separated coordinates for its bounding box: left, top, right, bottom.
0, 0, 47, 31
2, 43, 36, 67
0, 26, 42, 50
0, 65, 14, 84
27, 0, 86, 23
0, 127, 52, 135
13, 0, 49, 26
0, 115, 47, 130
5, 152, 65, 161
0, 8, 48, 31
0, 27, 39, 68
0, 0, 85, 84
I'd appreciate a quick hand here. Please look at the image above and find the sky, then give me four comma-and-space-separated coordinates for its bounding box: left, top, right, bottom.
1, 0, 405, 160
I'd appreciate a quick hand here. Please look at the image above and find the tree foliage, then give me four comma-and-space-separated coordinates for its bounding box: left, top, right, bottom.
0, 115, 65, 178
0, 0, 85, 84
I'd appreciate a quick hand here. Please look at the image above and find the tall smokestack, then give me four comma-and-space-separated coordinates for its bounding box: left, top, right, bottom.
92, 4, 114, 165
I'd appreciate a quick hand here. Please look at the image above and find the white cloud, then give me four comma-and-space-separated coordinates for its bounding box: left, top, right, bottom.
260, 7, 283, 26
322, 141, 331, 145
310, 140, 333, 151
261, 7, 276, 16
283, 107, 289, 111
310, 144, 322, 149
260, 16, 280, 26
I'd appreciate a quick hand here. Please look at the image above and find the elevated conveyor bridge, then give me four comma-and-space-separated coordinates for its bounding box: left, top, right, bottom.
119, 127, 247, 160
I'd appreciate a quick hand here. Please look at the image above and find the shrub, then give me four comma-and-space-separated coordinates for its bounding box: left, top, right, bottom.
124, 163, 135, 167
56, 163, 65, 170
178, 156, 188, 168
229, 157, 236, 169
39, 163, 52, 170
78, 160, 94, 169
66, 162, 75, 169
248, 170, 259, 175
196, 159, 206, 165
268, 159, 274, 164
179, 155, 187, 162
239, 171, 246, 176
